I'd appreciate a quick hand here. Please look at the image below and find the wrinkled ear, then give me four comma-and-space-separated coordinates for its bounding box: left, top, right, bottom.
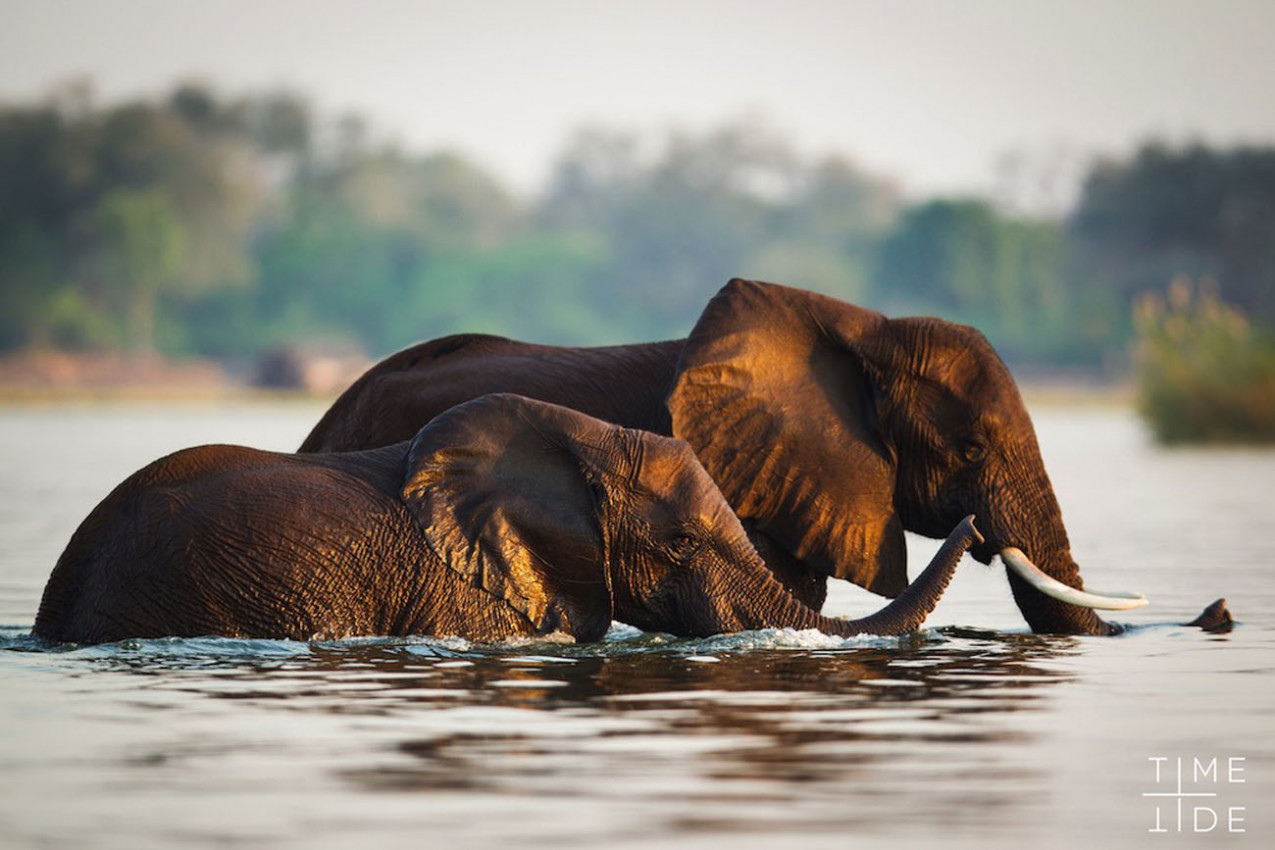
401, 393, 614, 640
666, 279, 907, 597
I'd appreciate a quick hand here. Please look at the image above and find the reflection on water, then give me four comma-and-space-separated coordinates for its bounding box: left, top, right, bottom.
2, 626, 1079, 848
2, 403, 1273, 848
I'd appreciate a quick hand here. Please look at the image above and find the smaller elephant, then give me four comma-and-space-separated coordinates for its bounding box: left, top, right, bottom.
33, 394, 984, 645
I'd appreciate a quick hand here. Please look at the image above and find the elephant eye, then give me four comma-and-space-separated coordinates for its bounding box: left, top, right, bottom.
959, 438, 987, 463
669, 531, 701, 559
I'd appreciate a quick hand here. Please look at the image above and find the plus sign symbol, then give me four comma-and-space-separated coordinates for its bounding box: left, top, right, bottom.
1144, 756, 1246, 834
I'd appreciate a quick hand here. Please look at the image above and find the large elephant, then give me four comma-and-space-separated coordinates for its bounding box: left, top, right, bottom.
33, 394, 983, 646
300, 279, 1169, 636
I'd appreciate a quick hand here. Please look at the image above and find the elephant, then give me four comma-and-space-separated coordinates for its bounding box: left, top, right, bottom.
32, 394, 985, 646
298, 278, 1227, 636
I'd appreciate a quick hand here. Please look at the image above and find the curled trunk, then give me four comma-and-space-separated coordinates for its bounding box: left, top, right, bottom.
729, 515, 982, 637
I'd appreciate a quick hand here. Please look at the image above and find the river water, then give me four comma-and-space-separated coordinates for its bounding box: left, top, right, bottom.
1, 402, 1271, 848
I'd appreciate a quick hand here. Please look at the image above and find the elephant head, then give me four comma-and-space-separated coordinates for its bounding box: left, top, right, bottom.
666, 279, 1142, 635
402, 393, 982, 640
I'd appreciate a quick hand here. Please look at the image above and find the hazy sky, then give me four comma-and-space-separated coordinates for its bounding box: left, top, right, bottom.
2, 0, 1273, 208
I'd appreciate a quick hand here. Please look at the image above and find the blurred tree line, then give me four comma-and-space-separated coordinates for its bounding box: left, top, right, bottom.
1134, 280, 1275, 443
3, 82, 1275, 374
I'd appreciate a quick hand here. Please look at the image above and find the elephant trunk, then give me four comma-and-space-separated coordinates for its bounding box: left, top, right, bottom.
980, 449, 1140, 635
844, 515, 982, 634
997, 543, 1231, 636
731, 516, 982, 636
1000, 542, 1123, 636
1005, 550, 1232, 634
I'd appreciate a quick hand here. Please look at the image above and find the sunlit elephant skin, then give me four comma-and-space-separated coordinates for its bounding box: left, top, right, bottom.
33, 394, 982, 646
299, 278, 1225, 636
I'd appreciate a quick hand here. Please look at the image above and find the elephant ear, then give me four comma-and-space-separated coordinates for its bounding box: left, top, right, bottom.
400, 393, 614, 641
666, 278, 907, 597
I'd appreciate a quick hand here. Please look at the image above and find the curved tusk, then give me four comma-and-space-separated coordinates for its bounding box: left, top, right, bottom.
1000, 548, 1149, 610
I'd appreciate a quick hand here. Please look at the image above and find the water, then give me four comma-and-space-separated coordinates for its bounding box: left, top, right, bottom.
1, 402, 1272, 848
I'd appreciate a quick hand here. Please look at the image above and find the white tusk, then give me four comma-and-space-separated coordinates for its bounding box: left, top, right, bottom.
1000, 548, 1149, 610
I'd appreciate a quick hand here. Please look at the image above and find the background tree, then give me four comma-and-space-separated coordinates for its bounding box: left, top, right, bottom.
536, 122, 900, 340
0, 83, 263, 352
1071, 143, 1275, 325
4, 83, 1274, 383
80, 188, 187, 352
875, 200, 1075, 365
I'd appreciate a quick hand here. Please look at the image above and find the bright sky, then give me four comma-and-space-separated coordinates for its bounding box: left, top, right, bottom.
2, 0, 1273, 210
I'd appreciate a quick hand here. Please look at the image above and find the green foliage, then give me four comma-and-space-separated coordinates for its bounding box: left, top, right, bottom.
1072, 143, 1275, 326
874, 199, 1077, 364
83, 188, 189, 351
536, 124, 901, 339
1134, 281, 1275, 443
4, 82, 1275, 400
0, 84, 261, 353
404, 234, 616, 346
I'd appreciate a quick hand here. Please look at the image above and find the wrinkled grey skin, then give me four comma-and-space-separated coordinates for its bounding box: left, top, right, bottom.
33, 395, 982, 646
300, 280, 1178, 635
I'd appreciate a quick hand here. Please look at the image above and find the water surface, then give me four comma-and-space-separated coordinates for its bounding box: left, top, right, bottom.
2, 403, 1272, 848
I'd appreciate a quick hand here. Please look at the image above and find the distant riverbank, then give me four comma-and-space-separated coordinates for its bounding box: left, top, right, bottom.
0, 348, 1133, 411
0, 349, 366, 404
